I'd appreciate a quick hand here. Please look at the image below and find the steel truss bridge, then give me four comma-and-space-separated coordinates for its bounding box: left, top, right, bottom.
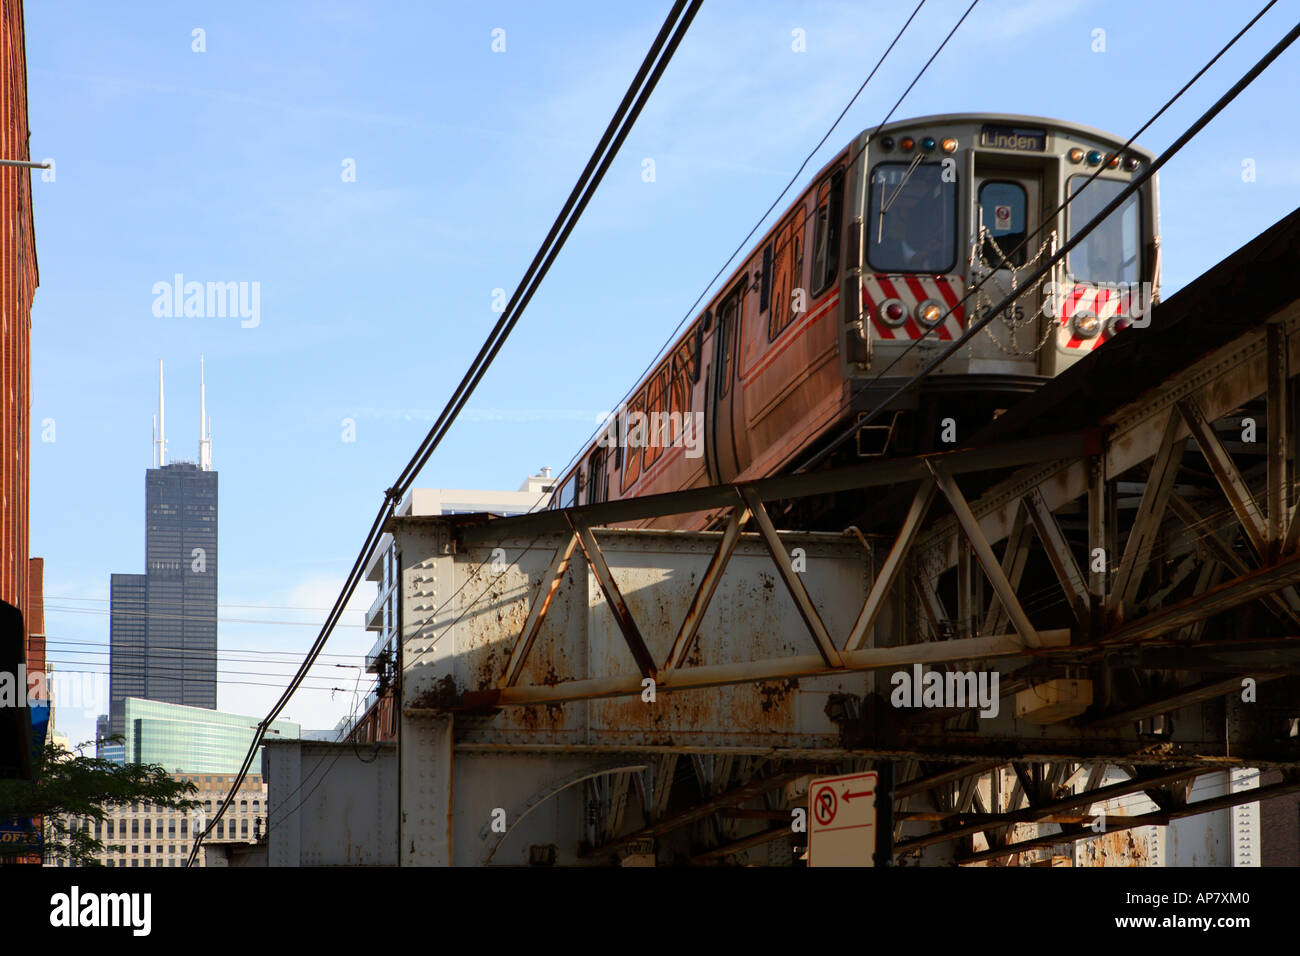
397, 208, 1300, 866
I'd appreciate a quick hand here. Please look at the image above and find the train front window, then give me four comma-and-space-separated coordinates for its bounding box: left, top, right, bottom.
1066, 175, 1141, 285
868, 162, 957, 274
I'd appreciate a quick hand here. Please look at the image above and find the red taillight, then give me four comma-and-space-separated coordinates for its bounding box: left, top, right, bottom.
880, 298, 909, 327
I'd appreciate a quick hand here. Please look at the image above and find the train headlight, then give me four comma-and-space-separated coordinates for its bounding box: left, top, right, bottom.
920, 136, 936, 151
1108, 314, 1133, 336
1068, 148, 1084, 164
941, 137, 958, 153
1086, 150, 1103, 166
916, 299, 945, 327
1124, 155, 1141, 171
880, 298, 909, 327
900, 136, 915, 151
879, 135, 895, 151
1071, 311, 1101, 339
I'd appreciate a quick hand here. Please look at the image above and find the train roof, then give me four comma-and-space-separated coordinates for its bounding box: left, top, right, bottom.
861, 113, 1157, 162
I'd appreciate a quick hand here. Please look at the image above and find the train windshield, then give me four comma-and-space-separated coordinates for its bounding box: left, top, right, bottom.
867, 162, 957, 273
1066, 175, 1141, 285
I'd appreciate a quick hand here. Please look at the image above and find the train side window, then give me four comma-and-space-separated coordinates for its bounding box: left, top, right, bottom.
643, 368, 669, 471
979, 181, 1028, 267
811, 169, 845, 296
716, 292, 739, 397
559, 472, 578, 509
620, 392, 645, 492
585, 448, 607, 504
768, 204, 807, 340
614, 413, 623, 471
759, 244, 773, 312
670, 347, 691, 417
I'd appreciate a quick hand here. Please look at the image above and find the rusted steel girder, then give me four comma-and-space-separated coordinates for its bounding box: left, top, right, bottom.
581, 768, 812, 858
691, 824, 791, 864
568, 514, 658, 679
955, 775, 1300, 865
451, 431, 1098, 543
895, 765, 1205, 854
501, 530, 578, 687
663, 499, 750, 670
1103, 550, 1300, 644
453, 629, 1069, 709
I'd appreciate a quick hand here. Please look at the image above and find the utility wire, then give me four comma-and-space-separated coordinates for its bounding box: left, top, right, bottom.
38, 667, 361, 694
42, 635, 362, 662
187, 0, 702, 867
45, 604, 366, 629
46, 594, 370, 613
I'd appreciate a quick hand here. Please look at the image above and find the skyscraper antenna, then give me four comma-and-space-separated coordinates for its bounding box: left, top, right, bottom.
199, 355, 212, 470
156, 360, 167, 467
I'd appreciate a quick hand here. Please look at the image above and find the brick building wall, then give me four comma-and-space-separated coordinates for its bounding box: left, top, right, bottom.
2, 0, 40, 649
26, 555, 42, 687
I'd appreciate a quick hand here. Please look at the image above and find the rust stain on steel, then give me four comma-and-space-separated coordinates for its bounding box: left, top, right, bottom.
1076, 828, 1152, 867
409, 675, 459, 710
758, 678, 799, 714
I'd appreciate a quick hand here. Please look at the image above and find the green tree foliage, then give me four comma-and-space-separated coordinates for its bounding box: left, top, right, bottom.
0, 737, 197, 866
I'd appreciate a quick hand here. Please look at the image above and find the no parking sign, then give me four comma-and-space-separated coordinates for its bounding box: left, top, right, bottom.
807, 771, 877, 867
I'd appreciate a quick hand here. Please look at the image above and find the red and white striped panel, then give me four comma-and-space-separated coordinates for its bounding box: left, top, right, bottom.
863, 274, 965, 341
1057, 282, 1135, 352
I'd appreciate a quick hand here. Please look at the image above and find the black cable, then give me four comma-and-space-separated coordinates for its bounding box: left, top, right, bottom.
389, 0, 696, 497
38, 666, 360, 694
44, 641, 364, 669
187, 0, 702, 867
46, 603, 368, 630
44, 635, 361, 661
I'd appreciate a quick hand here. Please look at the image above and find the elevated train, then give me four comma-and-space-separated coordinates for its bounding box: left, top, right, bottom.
548, 114, 1160, 527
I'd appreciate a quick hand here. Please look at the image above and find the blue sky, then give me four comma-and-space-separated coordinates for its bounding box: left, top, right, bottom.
23, 0, 1300, 745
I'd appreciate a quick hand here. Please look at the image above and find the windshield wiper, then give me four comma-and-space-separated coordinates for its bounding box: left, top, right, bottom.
876, 152, 925, 243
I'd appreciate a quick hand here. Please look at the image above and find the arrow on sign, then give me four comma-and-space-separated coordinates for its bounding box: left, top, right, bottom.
843, 789, 874, 802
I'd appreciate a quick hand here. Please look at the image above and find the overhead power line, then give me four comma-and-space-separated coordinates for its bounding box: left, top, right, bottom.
41, 667, 364, 696
44, 604, 366, 630
41, 635, 363, 663
188, 0, 703, 866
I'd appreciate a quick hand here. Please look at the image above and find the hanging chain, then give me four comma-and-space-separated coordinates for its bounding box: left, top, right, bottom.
970, 227, 1059, 357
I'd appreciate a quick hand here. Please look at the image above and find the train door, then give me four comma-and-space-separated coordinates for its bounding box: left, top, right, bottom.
971, 171, 1045, 372
705, 284, 744, 483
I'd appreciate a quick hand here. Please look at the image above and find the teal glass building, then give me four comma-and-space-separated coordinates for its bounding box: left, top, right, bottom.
122, 697, 299, 773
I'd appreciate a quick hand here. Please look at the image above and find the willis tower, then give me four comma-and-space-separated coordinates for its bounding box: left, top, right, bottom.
106, 359, 218, 742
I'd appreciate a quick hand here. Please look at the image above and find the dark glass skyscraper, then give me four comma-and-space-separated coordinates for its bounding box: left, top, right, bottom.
107, 361, 218, 741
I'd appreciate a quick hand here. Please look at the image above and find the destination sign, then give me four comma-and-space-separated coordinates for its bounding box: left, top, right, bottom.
980, 124, 1047, 152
